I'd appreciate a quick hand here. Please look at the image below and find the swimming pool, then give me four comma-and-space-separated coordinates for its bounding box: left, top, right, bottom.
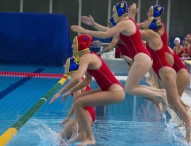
0, 63, 189, 146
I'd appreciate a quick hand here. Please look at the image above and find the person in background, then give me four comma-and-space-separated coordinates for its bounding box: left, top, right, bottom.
185, 34, 191, 56
182, 37, 191, 57
186, 34, 191, 44
173, 37, 183, 58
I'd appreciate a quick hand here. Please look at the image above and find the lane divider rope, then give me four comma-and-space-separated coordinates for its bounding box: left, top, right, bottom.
0, 74, 69, 146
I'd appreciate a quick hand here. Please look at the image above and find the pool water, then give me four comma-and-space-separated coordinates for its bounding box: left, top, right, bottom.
0, 64, 189, 146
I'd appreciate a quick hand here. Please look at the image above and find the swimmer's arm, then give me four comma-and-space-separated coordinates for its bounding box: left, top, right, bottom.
89, 22, 126, 38
71, 21, 126, 39
60, 91, 79, 124
66, 91, 81, 118
137, 23, 145, 29
128, 3, 138, 20
57, 56, 90, 95
93, 22, 110, 32
121, 55, 133, 64
81, 15, 109, 32
139, 29, 149, 40
66, 104, 75, 118
71, 72, 92, 93
128, 3, 144, 29
97, 36, 119, 55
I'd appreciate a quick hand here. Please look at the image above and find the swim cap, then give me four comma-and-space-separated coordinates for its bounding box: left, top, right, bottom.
114, 1, 128, 17
75, 34, 92, 53
66, 57, 80, 73
108, 16, 117, 26
174, 37, 180, 43
148, 17, 162, 31
150, 5, 165, 17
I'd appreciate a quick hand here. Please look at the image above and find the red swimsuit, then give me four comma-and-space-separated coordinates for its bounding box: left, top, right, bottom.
87, 52, 122, 91
173, 53, 187, 72
146, 43, 172, 78
160, 25, 169, 49
116, 42, 132, 66
84, 85, 96, 123
160, 24, 187, 72
119, 18, 152, 60
116, 42, 131, 58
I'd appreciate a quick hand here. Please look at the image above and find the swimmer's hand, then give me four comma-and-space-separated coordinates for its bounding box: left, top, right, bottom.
81, 15, 95, 27
60, 117, 70, 126
49, 92, 61, 104
71, 25, 87, 34
128, 3, 138, 19
121, 55, 133, 63
61, 90, 72, 101
91, 40, 102, 48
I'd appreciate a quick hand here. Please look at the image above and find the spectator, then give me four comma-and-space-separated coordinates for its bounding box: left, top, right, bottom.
186, 34, 191, 44
173, 37, 183, 57
182, 37, 190, 57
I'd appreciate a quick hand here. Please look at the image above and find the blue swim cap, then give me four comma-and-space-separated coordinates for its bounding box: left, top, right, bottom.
150, 5, 165, 17
114, 1, 128, 17
66, 57, 79, 73
148, 17, 162, 31
108, 16, 117, 26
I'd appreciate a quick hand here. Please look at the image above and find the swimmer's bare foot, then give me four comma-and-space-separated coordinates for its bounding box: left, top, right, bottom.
181, 99, 190, 111
151, 98, 163, 113
156, 97, 167, 113
161, 89, 168, 107
189, 120, 191, 128
166, 107, 183, 126
185, 128, 191, 143
156, 89, 168, 112
156, 101, 163, 113
77, 135, 96, 146
68, 132, 85, 143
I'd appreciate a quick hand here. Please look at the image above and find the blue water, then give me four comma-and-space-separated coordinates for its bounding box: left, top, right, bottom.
0, 65, 189, 146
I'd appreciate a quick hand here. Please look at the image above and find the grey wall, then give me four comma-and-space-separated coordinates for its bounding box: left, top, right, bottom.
0, 0, 20, 12
0, 0, 191, 41
52, 0, 78, 40
81, 0, 108, 30
23, 0, 49, 13
170, 0, 191, 38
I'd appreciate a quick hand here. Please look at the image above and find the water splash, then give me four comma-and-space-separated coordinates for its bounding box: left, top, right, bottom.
7, 116, 190, 146
164, 117, 189, 146
24, 118, 70, 146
